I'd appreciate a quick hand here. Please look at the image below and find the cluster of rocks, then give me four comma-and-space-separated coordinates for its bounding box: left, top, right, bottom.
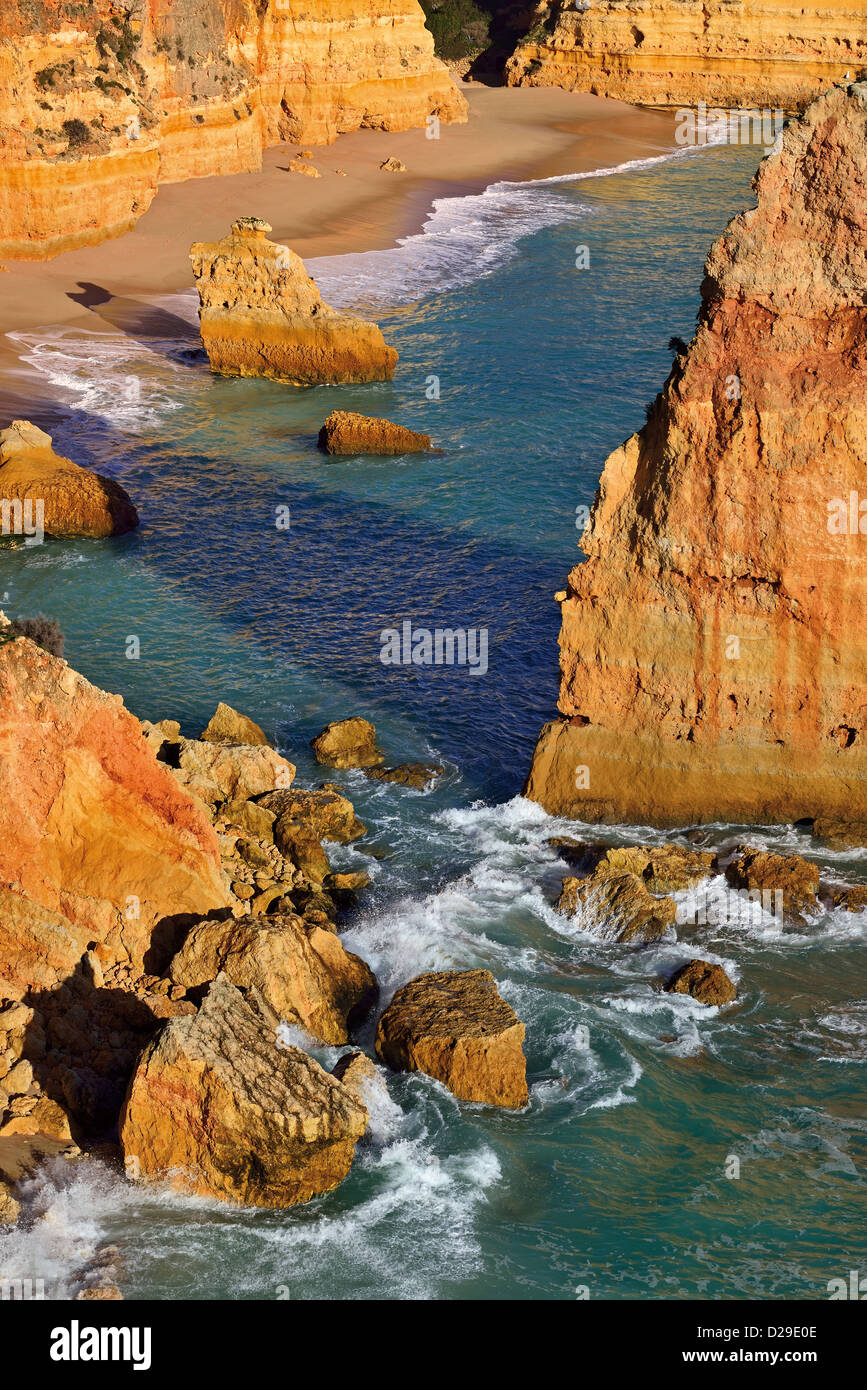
310, 714, 445, 790
0, 636, 523, 1244
552, 837, 865, 1007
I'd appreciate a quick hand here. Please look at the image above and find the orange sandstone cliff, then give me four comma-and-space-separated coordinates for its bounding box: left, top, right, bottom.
525, 83, 867, 828
190, 217, 398, 383
0, 0, 466, 260
506, 1, 867, 110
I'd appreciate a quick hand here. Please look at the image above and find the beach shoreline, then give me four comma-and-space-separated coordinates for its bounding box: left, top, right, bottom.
0, 83, 677, 408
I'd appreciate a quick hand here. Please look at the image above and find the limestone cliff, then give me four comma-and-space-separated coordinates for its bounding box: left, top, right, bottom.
525, 84, 867, 828
506, 2, 867, 110
0, 0, 466, 260
191, 218, 398, 384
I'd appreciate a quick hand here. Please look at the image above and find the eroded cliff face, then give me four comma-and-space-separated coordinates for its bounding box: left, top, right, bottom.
506, 2, 867, 110
526, 84, 867, 828
0, 0, 466, 259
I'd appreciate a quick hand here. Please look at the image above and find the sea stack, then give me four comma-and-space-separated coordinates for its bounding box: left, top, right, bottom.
526, 84, 867, 829
190, 218, 398, 385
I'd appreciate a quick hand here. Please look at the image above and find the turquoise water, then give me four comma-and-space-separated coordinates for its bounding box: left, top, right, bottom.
2, 143, 865, 1300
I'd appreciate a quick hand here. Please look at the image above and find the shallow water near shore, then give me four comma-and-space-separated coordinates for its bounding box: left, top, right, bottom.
2, 143, 866, 1300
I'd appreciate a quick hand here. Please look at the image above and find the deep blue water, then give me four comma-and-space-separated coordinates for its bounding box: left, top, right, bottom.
2, 142, 865, 1301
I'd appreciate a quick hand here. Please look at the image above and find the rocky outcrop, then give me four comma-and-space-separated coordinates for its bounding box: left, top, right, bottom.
0, 421, 138, 539
375, 969, 528, 1108
120, 974, 368, 1206
318, 411, 432, 456
311, 717, 384, 769
191, 219, 398, 384
665, 959, 737, 1007
724, 848, 820, 921
506, 2, 867, 110
556, 867, 677, 944
526, 85, 867, 829
200, 702, 269, 746
168, 914, 377, 1043
0, 0, 466, 260
0, 635, 230, 982
259, 786, 367, 842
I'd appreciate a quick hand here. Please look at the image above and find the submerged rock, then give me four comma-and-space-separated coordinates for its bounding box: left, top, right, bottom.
168, 915, 377, 1044
557, 867, 677, 944
311, 717, 384, 769
375, 969, 528, 1109
525, 86, 867, 831
120, 975, 368, 1207
190, 219, 397, 385
665, 959, 737, 1007
0, 420, 138, 539
365, 762, 445, 789
317, 411, 432, 456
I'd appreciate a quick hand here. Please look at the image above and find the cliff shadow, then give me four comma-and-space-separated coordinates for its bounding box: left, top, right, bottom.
65, 283, 205, 367
22, 954, 159, 1144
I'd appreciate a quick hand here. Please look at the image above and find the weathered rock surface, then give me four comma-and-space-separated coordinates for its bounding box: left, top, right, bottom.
200, 702, 269, 747
191, 219, 397, 384
591, 844, 714, 895
375, 969, 528, 1108
172, 736, 295, 805
318, 411, 432, 456
0, 637, 230, 977
0, 1175, 19, 1224
665, 958, 737, 1007
526, 86, 867, 830
259, 787, 367, 842
0, 420, 138, 538
168, 914, 377, 1043
0, 0, 466, 259
365, 761, 444, 789
120, 975, 368, 1206
829, 885, 867, 912
506, 2, 867, 109
311, 716, 384, 769
556, 869, 677, 944
331, 1050, 386, 1111
724, 848, 819, 920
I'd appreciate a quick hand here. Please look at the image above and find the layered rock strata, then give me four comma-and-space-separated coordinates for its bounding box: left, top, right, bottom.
526, 85, 867, 828
376, 969, 528, 1108
0, 0, 466, 259
506, 2, 867, 110
190, 219, 398, 384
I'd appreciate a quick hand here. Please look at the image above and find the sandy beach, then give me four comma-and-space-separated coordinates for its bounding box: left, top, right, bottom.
0, 82, 676, 387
